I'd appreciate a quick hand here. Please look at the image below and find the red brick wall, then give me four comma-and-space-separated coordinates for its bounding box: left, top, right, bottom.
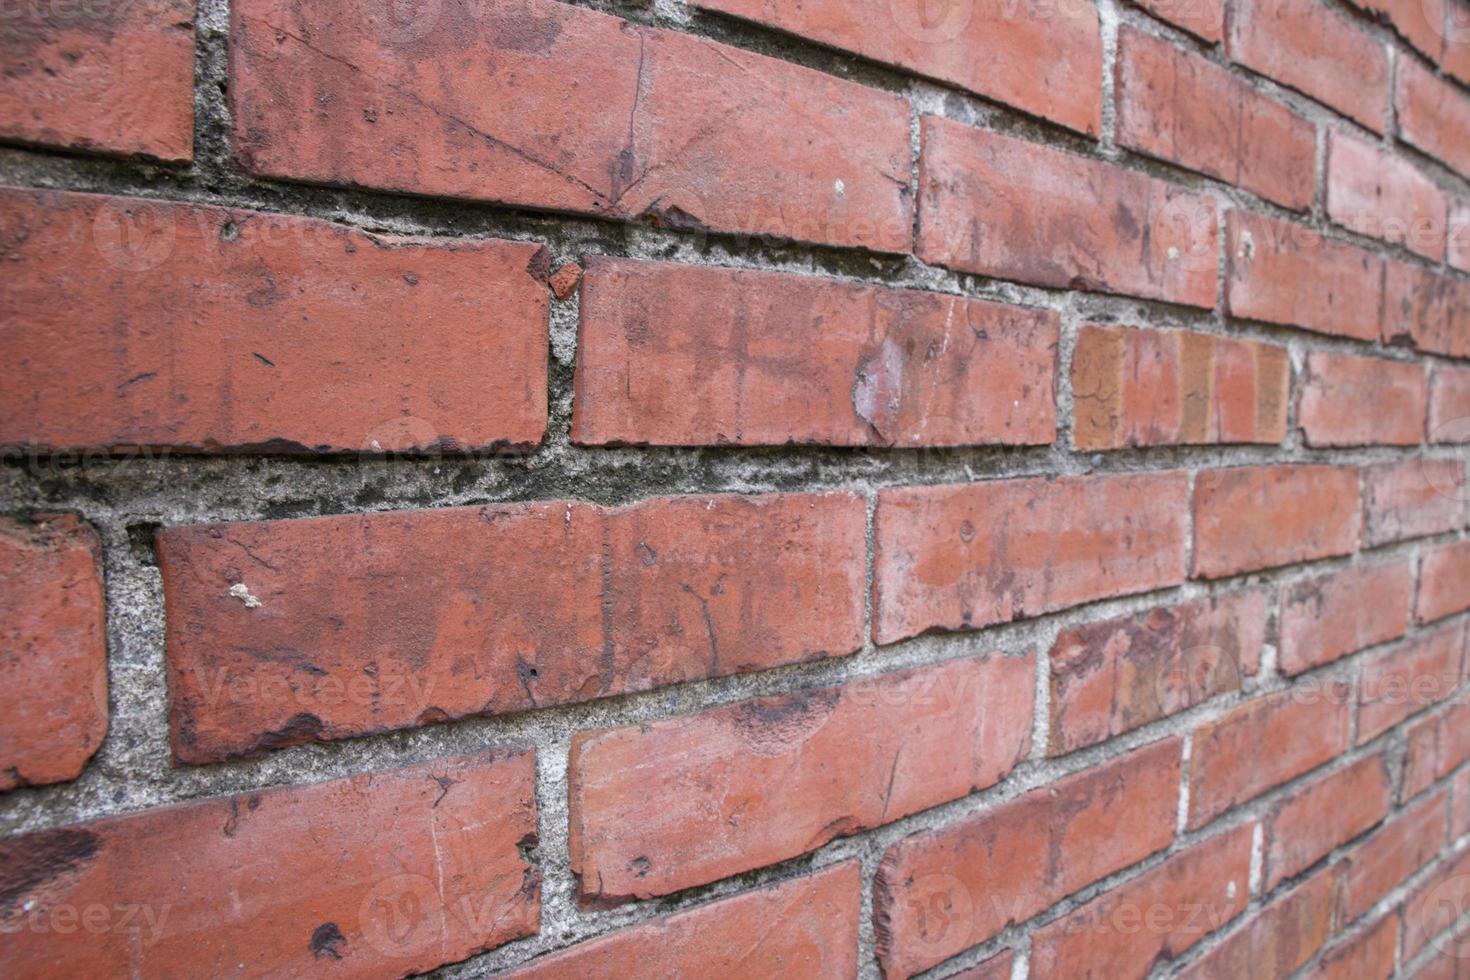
2, 0, 1470, 977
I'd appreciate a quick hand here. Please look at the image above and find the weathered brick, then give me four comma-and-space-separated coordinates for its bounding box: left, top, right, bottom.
1226, 209, 1383, 341
1404, 698, 1470, 799
1132, 0, 1224, 41
1398, 56, 1470, 179
0, 750, 539, 976
159, 492, 866, 764
874, 739, 1181, 979
1029, 824, 1253, 979
506, 863, 858, 978
1175, 866, 1337, 980
0, 515, 106, 790
1071, 323, 1288, 451
945, 951, 1015, 980
0, 187, 549, 454
230, 0, 912, 252
1327, 131, 1447, 260
1305, 913, 1398, 980
1299, 351, 1428, 448
1432, 365, 1470, 442
1265, 754, 1392, 889
874, 472, 1188, 644
1447, 3, 1470, 85
1381, 261, 1470, 359
1359, 622, 1465, 743
917, 116, 1218, 307
1279, 560, 1413, 676
1455, 767, 1470, 837
1335, 790, 1447, 924
1452, 200, 1470, 273
568, 654, 1033, 905
691, 0, 1102, 135
572, 257, 1058, 448
1192, 465, 1362, 578
0, 0, 195, 161
1117, 26, 1314, 210
1188, 688, 1352, 829
1347, 0, 1446, 58
1048, 591, 1266, 755
1419, 540, 1470, 624
1405, 846, 1470, 957
1363, 459, 1466, 546
1228, 0, 1389, 131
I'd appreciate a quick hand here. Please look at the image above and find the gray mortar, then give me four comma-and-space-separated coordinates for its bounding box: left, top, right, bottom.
4, 0, 1470, 977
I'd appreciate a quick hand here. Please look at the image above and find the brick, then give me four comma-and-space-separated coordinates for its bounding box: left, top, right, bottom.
1306, 914, 1398, 980
0, 515, 106, 790
1226, 209, 1384, 341
691, 0, 1101, 135
568, 654, 1033, 905
1419, 540, 1470, 624
1176, 866, 1337, 980
1227, 0, 1388, 131
230, 0, 912, 252
1404, 698, 1470, 799
1192, 465, 1362, 579
1432, 365, 1470, 442
1381, 261, 1470, 359
1412, 946, 1470, 980
1335, 790, 1447, 924
1455, 767, 1470, 837
917, 116, 1218, 307
0, 187, 548, 454
1071, 323, 1288, 451
1448, 3, 1470, 85
1048, 591, 1266, 755
572, 257, 1058, 448
873, 739, 1181, 979
874, 472, 1188, 644
159, 492, 865, 764
1405, 846, 1470, 957
1363, 460, 1466, 546
1116, 26, 1314, 210
1188, 688, 1352, 829
1299, 351, 1428, 448
1350, 0, 1446, 57
0, 0, 194, 161
1327, 131, 1447, 260
1453, 201, 1470, 273
1358, 622, 1465, 742
1399, 57, 1470, 179
0, 750, 539, 976
1132, 0, 1224, 41
1280, 561, 1412, 676
945, 951, 1014, 980
1265, 754, 1392, 889
506, 863, 858, 978
1029, 824, 1253, 979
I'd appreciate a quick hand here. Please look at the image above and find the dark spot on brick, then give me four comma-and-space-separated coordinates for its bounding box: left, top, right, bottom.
310, 922, 346, 960
0, 828, 101, 916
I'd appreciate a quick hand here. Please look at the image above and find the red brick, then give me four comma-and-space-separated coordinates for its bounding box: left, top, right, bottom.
1335, 790, 1447, 924
506, 863, 858, 978
1116, 26, 1314, 210
1070, 323, 1288, 451
1420, 540, 1470, 624
1030, 824, 1253, 979
159, 492, 865, 764
572, 257, 1058, 448
0, 515, 106, 790
691, 0, 1101, 135
1192, 465, 1362, 579
1265, 754, 1392, 889
1227, 0, 1389, 131
0, 750, 539, 976
0, 187, 548, 454
1432, 365, 1470, 442
1225, 209, 1383, 341
1399, 56, 1470, 179
1412, 944, 1470, 980
874, 472, 1188, 644
917, 117, 1218, 307
1327, 131, 1447, 260
1305, 913, 1398, 980
1455, 767, 1470, 837
1133, 0, 1224, 41
944, 950, 1014, 980
1048, 591, 1266, 755
1448, 3, 1470, 85
568, 654, 1033, 905
873, 739, 1181, 979
1381, 261, 1470, 359
1359, 622, 1465, 742
1404, 698, 1470, 799
1175, 866, 1337, 980
1299, 351, 1428, 448
1348, 0, 1446, 58
1363, 460, 1466, 546
0, 0, 194, 161
230, 0, 911, 252
1405, 846, 1470, 957
1452, 200, 1470, 273
1280, 560, 1413, 676
1188, 688, 1352, 829
548, 263, 582, 300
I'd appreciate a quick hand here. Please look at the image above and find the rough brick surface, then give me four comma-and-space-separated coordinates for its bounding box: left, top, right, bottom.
1398, 56, 1470, 179
1405, 698, 1470, 799
874, 473, 1188, 644
917, 116, 1218, 307
1264, 754, 1392, 889
0, 751, 539, 976
1453, 200, 1470, 273
1308, 914, 1398, 980
1335, 790, 1447, 924
1419, 540, 1470, 624
1133, 0, 1224, 40
1192, 465, 1362, 578
1431, 364, 1470, 441
230, 0, 912, 252
0, 187, 549, 453
159, 492, 865, 764
1405, 847, 1470, 957
1363, 459, 1466, 545
1178, 868, 1337, 979
0, 515, 107, 790
568, 655, 1033, 904
0, 0, 195, 161
1070, 323, 1289, 450
1346, 0, 1445, 58
573, 257, 1058, 447
1278, 560, 1413, 676
1382, 261, 1470, 359
1358, 622, 1465, 743
1298, 351, 1428, 447
1327, 131, 1447, 260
